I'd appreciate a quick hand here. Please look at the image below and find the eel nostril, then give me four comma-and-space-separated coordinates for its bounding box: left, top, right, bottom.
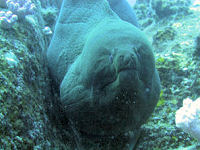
128, 54, 137, 69
131, 54, 135, 60
109, 54, 113, 64
124, 55, 130, 65
119, 55, 124, 65
119, 55, 124, 60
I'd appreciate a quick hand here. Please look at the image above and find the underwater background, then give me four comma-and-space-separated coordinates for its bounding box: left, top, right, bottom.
0, 0, 200, 149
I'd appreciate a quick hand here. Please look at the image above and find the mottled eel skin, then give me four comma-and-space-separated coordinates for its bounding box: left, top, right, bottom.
47, 0, 161, 149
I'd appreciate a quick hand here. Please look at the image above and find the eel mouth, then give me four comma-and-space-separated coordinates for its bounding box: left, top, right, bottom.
100, 68, 138, 90
62, 67, 139, 108
118, 67, 137, 73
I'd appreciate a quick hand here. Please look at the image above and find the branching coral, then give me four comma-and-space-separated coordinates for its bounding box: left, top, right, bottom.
0, 10, 18, 29
6, 0, 36, 19
0, 0, 36, 29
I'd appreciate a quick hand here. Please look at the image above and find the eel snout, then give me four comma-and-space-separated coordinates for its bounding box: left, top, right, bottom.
114, 50, 140, 73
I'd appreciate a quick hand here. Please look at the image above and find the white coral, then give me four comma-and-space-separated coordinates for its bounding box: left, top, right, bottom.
175, 98, 200, 142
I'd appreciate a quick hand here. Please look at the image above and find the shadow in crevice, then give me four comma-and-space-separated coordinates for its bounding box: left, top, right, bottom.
44, 71, 78, 149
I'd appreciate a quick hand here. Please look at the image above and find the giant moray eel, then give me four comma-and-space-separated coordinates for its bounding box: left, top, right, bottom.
47, 0, 161, 149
